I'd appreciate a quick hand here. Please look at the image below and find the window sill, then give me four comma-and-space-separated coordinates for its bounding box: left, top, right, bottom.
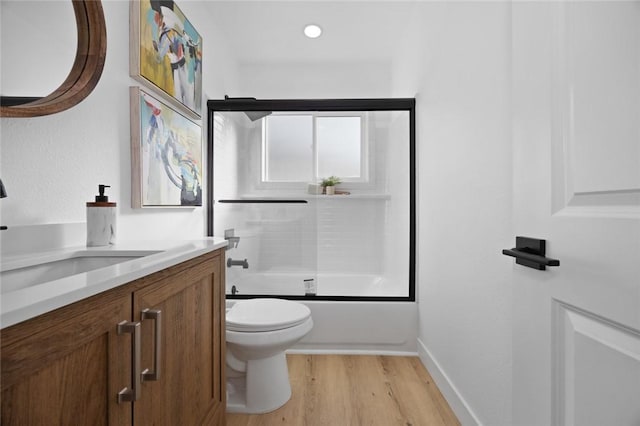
239, 193, 391, 201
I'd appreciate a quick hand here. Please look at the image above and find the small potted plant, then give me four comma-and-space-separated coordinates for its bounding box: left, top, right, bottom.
321, 176, 341, 195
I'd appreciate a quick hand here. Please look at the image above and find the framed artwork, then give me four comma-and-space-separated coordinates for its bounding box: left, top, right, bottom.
130, 0, 202, 118
130, 87, 203, 208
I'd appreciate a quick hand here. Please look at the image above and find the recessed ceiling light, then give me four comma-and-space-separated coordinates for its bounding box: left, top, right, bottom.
304, 24, 322, 39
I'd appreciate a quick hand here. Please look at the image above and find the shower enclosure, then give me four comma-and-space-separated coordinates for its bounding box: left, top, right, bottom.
207, 98, 415, 301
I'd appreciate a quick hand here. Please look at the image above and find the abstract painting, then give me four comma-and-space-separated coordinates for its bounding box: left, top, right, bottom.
130, 87, 202, 208
130, 0, 202, 117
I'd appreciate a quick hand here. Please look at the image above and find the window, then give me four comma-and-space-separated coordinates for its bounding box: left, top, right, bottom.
262, 113, 366, 184
263, 115, 313, 182
316, 116, 362, 179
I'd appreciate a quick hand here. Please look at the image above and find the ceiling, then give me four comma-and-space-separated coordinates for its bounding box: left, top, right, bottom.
206, 1, 420, 64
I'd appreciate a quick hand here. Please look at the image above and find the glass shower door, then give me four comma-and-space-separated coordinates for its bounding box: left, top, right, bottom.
210, 102, 414, 301
214, 200, 318, 298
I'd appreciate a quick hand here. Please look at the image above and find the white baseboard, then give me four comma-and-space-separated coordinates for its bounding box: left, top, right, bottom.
287, 348, 418, 357
416, 338, 482, 426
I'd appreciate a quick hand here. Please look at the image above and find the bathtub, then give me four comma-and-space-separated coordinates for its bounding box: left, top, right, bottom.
226, 271, 407, 297
225, 272, 417, 354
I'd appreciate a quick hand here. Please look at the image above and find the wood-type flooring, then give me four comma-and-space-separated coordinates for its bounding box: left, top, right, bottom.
226, 354, 460, 426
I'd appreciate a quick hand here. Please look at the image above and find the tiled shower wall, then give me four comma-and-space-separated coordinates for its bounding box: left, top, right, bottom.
315, 199, 384, 274
217, 199, 385, 275
214, 110, 409, 292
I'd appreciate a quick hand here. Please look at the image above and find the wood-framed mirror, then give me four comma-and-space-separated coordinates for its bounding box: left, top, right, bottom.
0, 0, 107, 118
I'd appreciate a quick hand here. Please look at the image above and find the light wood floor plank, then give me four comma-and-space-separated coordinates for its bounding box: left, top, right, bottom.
226, 354, 460, 426
380, 356, 453, 426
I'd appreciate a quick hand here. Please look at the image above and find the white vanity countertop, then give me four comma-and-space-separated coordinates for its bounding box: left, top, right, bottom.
1, 238, 227, 329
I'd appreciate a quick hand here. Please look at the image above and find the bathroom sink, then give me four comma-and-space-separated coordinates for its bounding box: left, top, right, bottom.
0, 250, 161, 294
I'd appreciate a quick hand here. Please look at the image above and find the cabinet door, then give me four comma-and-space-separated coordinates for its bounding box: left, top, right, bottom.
133, 251, 225, 425
1, 293, 133, 426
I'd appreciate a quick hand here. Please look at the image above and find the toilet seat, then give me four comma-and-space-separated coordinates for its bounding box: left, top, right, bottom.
227, 298, 311, 332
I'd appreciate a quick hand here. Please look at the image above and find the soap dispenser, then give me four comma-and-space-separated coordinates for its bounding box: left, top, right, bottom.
86, 184, 117, 247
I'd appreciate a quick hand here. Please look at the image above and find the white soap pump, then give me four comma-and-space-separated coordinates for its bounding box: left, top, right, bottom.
86, 184, 117, 247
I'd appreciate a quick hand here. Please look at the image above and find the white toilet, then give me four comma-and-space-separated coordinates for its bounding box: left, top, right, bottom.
225, 298, 313, 414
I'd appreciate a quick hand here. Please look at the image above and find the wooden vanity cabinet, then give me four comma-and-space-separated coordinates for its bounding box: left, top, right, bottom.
133, 250, 226, 425
1, 291, 132, 425
1, 248, 226, 426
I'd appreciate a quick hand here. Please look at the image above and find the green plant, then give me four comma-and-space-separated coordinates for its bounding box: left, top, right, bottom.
321, 176, 341, 187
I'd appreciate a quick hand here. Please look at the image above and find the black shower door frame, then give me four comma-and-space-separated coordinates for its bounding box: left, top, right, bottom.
206, 97, 416, 302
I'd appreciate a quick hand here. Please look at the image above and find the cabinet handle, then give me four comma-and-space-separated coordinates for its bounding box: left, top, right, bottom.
117, 321, 142, 403
141, 309, 162, 382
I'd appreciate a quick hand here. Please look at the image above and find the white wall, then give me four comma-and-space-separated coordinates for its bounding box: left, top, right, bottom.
393, 3, 513, 425
0, 1, 239, 253
236, 62, 392, 99
1, 1, 76, 97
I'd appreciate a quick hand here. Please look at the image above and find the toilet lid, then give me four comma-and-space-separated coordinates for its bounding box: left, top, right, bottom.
226, 298, 311, 332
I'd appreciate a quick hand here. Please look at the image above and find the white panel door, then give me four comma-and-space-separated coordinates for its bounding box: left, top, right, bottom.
512, 2, 640, 425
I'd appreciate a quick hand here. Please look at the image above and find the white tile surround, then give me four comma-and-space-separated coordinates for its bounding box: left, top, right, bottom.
213, 109, 410, 295
223, 198, 386, 275
316, 198, 384, 274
